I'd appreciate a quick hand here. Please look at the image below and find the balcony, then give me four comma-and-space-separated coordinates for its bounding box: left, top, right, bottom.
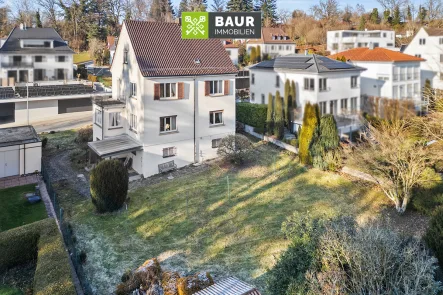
1, 61, 34, 68
319, 87, 331, 92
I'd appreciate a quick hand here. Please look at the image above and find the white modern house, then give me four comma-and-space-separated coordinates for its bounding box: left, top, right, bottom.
329, 47, 424, 105
0, 24, 74, 85
88, 21, 238, 178
327, 30, 396, 55
246, 27, 295, 59
403, 27, 443, 90
249, 54, 365, 130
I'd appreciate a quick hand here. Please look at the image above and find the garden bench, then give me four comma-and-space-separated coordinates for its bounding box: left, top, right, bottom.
158, 160, 177, 173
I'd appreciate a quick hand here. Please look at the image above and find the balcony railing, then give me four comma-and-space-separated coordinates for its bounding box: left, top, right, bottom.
319, 87, 331, 92
1, 61, 34, 68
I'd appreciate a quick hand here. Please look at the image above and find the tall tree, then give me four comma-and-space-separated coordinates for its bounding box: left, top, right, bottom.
211, 0, 226, 11
266, 93, 274, 135
299, 103, 320, 165
255, 0, 277, 26
256, 45, 261, 62
392, 5, 401, 25
311, 114, 341, 171
250, 47, 257, 64
274, 91, 284, 139
290, 80, 296, 109
284, 79, 290, 126
189, 0, 207, 11
383, 9, 392, 23
35, 9, 42, 27
149, 0, 175, 21
310, 0, 340, 26
358, 15, 366, 30
418, 5, 428, 22
376, 0, 407, 12
370, 8, 380, 23
425, 0, 443, 21
342, 5, 353, 23
178, 0, 189, 15
37, 0, 58, 29
406, 4, 412, 21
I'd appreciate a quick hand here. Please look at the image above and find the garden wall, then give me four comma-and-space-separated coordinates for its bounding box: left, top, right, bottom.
244, 124, 298, 154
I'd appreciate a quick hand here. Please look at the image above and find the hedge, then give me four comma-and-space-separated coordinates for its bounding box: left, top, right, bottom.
0, 218, 76, 295
236, 102, 267, 128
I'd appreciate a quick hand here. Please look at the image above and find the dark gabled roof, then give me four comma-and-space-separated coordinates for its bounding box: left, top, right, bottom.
0, 126, 40, 147
124, 20, 238, 77
0, 27, 74, 54
250, 54, 366, 73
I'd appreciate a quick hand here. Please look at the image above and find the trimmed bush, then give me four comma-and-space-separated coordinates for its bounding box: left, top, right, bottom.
311, 114, 341, 171
266, 93, 274, 135
284, 79, 290, 126
90, 159, 129, 213
290, 80, 296, 109
236, 102, 267, 128
76, 126, 93, 144
424, 206, 443, 267
0, 218, 76, 295
299, 103, 320, 165
274, 91, 284, 139
217, 134, 253, 165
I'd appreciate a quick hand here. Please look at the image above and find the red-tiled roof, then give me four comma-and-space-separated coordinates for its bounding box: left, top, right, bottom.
328, 47, 425, 62
124, 20, 238, 77
248, 27, 293, 44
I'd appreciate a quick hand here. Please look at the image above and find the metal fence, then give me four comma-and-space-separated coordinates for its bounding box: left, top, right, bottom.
41, 161, 94, 295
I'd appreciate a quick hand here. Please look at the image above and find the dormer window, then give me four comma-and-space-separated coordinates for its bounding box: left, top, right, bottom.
123, 50, 128, 64
21, 40, 53, 48
272, 35, 276, 40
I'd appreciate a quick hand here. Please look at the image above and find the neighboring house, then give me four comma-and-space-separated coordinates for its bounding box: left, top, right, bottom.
107, 35, 118, 64
327, 30, 396, 55
403, 27, 443, 90
88, 21, 238, 178
194, 277, 261, 295
0, 24, 74, 85
249, 54, 365, 129
295, 44, 328, 55
246, 27, 295, 59
222, 40, 239, 65
329, 47, 424, 105
0, 125, 41, 178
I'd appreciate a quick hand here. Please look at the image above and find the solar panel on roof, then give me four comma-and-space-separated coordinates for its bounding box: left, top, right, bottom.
322, 62, 354, 69
274, 61, 311, 69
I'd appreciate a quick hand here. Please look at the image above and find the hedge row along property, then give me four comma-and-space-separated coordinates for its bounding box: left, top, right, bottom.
0, 218, 76, 295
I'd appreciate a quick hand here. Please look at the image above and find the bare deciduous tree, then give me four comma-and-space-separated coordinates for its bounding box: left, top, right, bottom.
425, 0, 443, 20
376, 0, 408, 12
37, 0, 58, 28
310, 0, 340, 26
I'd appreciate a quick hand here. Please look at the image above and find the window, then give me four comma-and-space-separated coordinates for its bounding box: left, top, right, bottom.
332, 43, 338, 50
319, 78, 327, 92
351, 97, 358, 113
387, 43, 394, 46
286, 45, 291, 50
340, 98, 348, 111
351, 76, 358, 88
34, 56, 43, 62
226, 50, 231, 56
209, 80, 223, 95
251, 74, 255, 84
329, 100, 337, 115
407, 67, 412, 79
57, 56, 66, 62
276, 75, 280, 87
130, 113, 138, 131
56, 69, 66, 80
271, 45, 275, 50
419, 38, 426, 45
319, 101, 327, 115
393, 86, 398, 98
109, 112, 121, 128
163, 147, 177, 158
400, 85, 405, 98
373, 43, 379, 48
212, 138, 222, 148
95, 109, 102, 126
415, 54, 422, 58
210, 111, 223, 125
440, 38, 443, 44
160, 116, 177, 133
130, 82, 137, 97
414, 83, 419, 95
251, 93, 255, 101
383, 32, 387, 37
261, 94, 265, 104
160, 83, 177, 99
124, 50, 128, 64
279, 45, 283, 50
304, 78, 314, 91
440, 54, 443, 63
400, 67, 406, 81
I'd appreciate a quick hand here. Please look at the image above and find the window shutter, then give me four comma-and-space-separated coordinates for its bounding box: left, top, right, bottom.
178, 82, 184, 99
205, 81, 210, 96
154, 84, 160, 100
224, 80, 229, 95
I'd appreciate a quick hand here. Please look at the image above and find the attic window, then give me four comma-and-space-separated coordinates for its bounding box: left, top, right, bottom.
272, 35, 276, 40
194, 58, 201, 64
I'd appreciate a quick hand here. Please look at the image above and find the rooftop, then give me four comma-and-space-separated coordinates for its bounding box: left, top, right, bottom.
0, 126, 40, 147
250, 54, 365, 73
0, 27, 74, 54
123, 21, 238, 77
88, 134, 143, 157
248, 27, 293, 44
194, 277, 261, 295
328, 47, 425, 62
94, 99, 125, 107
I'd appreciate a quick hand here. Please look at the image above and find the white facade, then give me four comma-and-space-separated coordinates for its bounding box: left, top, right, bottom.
246, 43, 295, 59
403, 27, 443, 90
249, 68, 362, 120
225, 47, 239, 65
93, 24, 237, 178
327, 30, 396, 55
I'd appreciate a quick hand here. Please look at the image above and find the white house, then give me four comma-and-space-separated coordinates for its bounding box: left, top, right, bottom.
246, 27, 295, 59
403, 27, 443, 90
0, 25, 74, 85
88, 21, 238, 178
0, 125, 41, 178
329, 47, 424, 105
327, 30, 396, 55
249, 54, 365, 128
222, 40, 239, 65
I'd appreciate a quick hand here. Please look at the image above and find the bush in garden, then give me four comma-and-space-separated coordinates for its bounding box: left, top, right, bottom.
284, 79, 290, 126
217, 134, 253, 165
236, 102, 267, 128
412, 167, 443, 215
76, 126, 93, 144
90, 159, 128, 213
274, 91, 284, 139
424, 206, 443, 267
290, 80, 297, 109
41, 137, 48, 148
298, 103, 320, 165
311, 114, 341, 171
266, 93, 274, 135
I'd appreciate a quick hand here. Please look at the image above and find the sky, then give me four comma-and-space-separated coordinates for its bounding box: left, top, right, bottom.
171, 0, 424, 15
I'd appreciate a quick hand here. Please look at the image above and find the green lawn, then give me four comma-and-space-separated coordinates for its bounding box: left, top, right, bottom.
54, 140, 387, 294
0, 286, 22, 295
0, 184, 46, 232
73, 52, 92, 64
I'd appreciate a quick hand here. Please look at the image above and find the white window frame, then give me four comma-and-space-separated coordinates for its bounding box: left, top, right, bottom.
351, 97, 358, 113
130, 82, 137, 98
163, 147, 177, 158
160, 83, 177, 99
209, 80, 223, 95
160, 116, 177, 133
210, 110, 224, 126
351, 76, 358, 88
304, 78, 314, 91
109, 112, 122, 129
212, 138, 222, 148
57, 56, 66, 62
319, 101, 327, 115
129, 113, 137, 132
95, 108, 102, 126
319, 78, 327, 92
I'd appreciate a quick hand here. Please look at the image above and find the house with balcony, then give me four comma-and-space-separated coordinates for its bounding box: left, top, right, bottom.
0, 24, 74, 85
249, 54, 365, 132
88, 21, 238, 178
327, 30, 396, 55
403, 27, 443, 90
329, 47, 424, 108
246, 27, 295, 59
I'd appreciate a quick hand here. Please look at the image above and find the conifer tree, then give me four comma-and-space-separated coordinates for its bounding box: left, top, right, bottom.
256, 45, 261, 62
179, 0, 189, 16
392, 6, 401, 26
274, 91, 284, 138
290, 80, 296, 109
370, 8, 379, 24
299, 103, 320, 165
254, 0, 277, 26
266, 93, 274, 135
311, 114, 341, 170
250, 47, 257, 64
358, 16, 366, 30
284, 79, 290, 126
35, 10, 43, 28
